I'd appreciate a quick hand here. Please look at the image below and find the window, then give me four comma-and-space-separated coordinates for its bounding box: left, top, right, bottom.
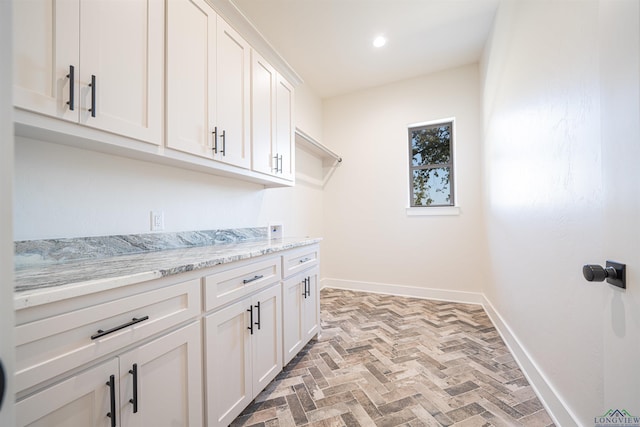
408, 120, 455, 207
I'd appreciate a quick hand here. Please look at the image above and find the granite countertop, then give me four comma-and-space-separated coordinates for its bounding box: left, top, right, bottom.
14, 228, 321, 309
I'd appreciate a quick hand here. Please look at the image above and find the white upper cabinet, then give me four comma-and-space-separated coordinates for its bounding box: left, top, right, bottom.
215, 18, 251, 169
276, 75, 295, 180
13, 0, 79, 122
166, 0, 217, 159
167, 1, 251, 169
251, 50, 277, 175
13, 0, 164, 145
251, 50, 295, 180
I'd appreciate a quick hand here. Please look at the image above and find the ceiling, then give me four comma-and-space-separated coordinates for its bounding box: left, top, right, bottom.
231, 0, 500, 99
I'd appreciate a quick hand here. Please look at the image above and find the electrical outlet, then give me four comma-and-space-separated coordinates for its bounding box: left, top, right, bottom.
150, 211, 164, 231
268, 223, 283, 240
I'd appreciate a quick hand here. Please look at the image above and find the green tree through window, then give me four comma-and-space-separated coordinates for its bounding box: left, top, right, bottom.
409, 121, 454, 206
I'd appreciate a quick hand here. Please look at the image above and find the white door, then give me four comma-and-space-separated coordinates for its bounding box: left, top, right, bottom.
206, 297, 252, 427
166, 0, 216, 159
13, 0, 79, 121
215, 18, 251, 168
599, 0, 640, 416
275, 75, 294, 180
16, 358, 118, 427
118, 321, 203, 427
251, 51, 277, 175
251, 283, 282, 395
79, 0, 163, 144
0, 1, 15, 424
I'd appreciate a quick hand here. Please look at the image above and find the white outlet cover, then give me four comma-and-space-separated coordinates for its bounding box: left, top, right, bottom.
268, 223, 283, 240
150, 211, 165, 231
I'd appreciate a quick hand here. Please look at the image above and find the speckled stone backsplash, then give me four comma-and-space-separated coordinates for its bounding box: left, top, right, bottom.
15, 227, 268, 268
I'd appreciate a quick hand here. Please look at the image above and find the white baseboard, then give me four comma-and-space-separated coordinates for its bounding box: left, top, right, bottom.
481, 297, 579, 427
319, 277, 578, 426
320, 277, 484, 305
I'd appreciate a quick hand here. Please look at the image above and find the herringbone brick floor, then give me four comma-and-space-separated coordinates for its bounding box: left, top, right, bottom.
231, 288, 555, 427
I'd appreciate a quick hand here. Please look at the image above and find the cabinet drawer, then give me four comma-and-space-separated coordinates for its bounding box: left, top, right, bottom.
282, 245, 319, 278
204, 256, 281, 311
15, 278, 200, 393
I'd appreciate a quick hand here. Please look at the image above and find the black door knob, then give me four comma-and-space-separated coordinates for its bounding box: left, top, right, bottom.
583, 264, 616, 282
583, 261, 626, 289
0, 358, 5, 411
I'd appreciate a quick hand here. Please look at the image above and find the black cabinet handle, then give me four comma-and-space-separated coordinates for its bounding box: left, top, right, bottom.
91, 316, 149, 340
255, 301, 261, 330
129, 363, 138, 413
243, 275, 263, 284
88, 74, 96, 117
247, 305, 254, 335
106, 375, 116, 427
220, 130, 226, 155
66, 65, 75, 111
212, 126, 218, 153
299, 257, 311, 264
302, 277, 308, 298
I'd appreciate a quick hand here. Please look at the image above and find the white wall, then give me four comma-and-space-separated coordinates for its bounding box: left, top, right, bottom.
481, 0, 640, 424
295, 83, 323, 142
14, 78, 326, 241
322, 64, 488, 296
14, 138, 324, 240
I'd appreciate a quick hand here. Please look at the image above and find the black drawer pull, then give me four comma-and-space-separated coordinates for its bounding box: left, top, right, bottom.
106, 374, 116, 427
212, 126, 218, 153
129, 363, 138, 413
220, 130, 226, 155
243, 275, 263, 284
66, 65, 74, 111
91, 316, 149, 340
299, 257, 311, 263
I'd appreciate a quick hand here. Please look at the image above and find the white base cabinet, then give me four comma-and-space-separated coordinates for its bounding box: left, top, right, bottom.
206, 282, 282, 427
16, 321, 202, 427
16, 358, 117, 427
282, 267, 320, 365
118, 322, 203, 427
15, 244, 320, 427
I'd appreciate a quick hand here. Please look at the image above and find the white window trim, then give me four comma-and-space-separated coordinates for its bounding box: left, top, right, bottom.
406, 206, 460, 216
407, 117, 458, 213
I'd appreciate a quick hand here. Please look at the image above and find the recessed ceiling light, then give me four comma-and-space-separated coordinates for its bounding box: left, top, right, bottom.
373, 35, 386, 48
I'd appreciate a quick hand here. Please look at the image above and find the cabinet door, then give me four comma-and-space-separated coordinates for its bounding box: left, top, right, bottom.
303, 270, 320, 341
282, 276, 304, 366
251, 283, 282, 395
250, 51, 277, 175
80, 0, 163, 144
275, 75, 295, 180
215, 18, 251, 168
166, 0, 217, 158
118, 321, 203, 427
16, 358, 118, 427
13, 0, 79, 121
206, 298, 252, 427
